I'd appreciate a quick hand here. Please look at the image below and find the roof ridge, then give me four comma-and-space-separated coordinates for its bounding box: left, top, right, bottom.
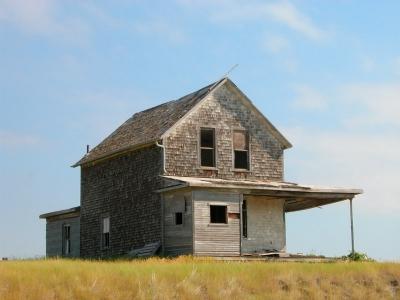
73, 79, 223, 167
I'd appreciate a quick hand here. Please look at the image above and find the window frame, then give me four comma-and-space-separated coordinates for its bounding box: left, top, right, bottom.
209, 204, 228, 224
101, 215, 110, 250
232, 130, 250, 171
62, 224, 71, 256
199, 127, 217, 168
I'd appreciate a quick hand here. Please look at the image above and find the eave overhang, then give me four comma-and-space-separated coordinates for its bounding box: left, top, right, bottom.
158, 176, 363, 212
39, 206, 80, 220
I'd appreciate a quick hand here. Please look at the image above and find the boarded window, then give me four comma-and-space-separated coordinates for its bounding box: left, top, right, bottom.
200, 128, 215, 167
102, 216, 110, 249
63, 224, 71, 255
242, 200, 248, 238
175, 212, 183, 225
233, 131, 249, 169
210, 205, 227, 224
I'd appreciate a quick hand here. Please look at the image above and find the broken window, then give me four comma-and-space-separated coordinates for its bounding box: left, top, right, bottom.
63, 224, 71, 255
200, 128, 215, 167
175, 212, 183, 225
210, 205, 227, 224
233, 130, 249, 169
102, 216, 110, 249
242, 200, 248, 238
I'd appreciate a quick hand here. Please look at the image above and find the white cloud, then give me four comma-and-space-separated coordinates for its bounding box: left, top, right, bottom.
285, 127, 400, 215
0, 0, 91, 45
178, 0, 326, 40
133, 20, 187, 44
291, 85, 327, 110
394, 56, 400, 76
0, 130, 41, 149
263, 1, 325, 40
360, 56, 375, 73
343, 83, 400, 127
263, 34, 290, 53
284, 80, 400, 214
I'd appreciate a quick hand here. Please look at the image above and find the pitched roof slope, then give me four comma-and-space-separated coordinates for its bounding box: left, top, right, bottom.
73, 79, 223, 167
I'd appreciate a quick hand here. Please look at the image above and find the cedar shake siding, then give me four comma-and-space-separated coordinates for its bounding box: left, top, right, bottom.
39, 78, 362, 259
46, 216, 80, 258
164, 81, 284, 181
80, 145, 163, 258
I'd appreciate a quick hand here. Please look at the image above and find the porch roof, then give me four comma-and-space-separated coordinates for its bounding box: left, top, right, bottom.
159, 176, 363, 212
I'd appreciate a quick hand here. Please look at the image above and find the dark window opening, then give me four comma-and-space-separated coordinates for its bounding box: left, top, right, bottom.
200, 128, 215, 167
242, 200, 248, 238
233, 131, 249, 169
210, 205, 227, 224
175, 212, 183, 225
234, 151, 249, 169
102, 217, 110, 249
63, 225, 71, 255
184, 197, 188, 212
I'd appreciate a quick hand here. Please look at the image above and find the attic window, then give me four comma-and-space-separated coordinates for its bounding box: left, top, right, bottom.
200, 128, 215, 167
233, 130, 249, 170
210, 205, 227, 224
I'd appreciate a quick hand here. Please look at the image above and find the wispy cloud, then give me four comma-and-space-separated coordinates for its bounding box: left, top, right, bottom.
290, 85, 327, 110
343, 83, 400, 127
394, 56, 400, 76
0, 130, 41, 149
360, 55, 376, 73
285, 80, 400, 214
133, 20, 187, 44
263, 34, 290, 53
0, 0, 91, 45
178, 0, 326, 40
285, 127, 400, 214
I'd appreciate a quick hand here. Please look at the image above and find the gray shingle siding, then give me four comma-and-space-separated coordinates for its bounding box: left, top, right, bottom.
80, 145, 163, 258
46, 216, 80, 257
164, 83, 284, 181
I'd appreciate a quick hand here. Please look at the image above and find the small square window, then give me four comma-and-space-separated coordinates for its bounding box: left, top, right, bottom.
175, 212, 183, 225
210, 205, 227, 224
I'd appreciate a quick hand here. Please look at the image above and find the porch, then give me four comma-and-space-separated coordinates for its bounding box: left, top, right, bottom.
158, 176, 362, 257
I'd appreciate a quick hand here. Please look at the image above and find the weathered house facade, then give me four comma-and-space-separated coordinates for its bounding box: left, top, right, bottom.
40, 78, 362, 258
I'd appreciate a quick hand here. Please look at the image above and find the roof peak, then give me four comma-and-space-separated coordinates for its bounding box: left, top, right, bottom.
73, 78, 226, 167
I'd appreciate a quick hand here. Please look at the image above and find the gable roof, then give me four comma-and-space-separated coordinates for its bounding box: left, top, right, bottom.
73, 78, 292, 167
73, 79, 225, 167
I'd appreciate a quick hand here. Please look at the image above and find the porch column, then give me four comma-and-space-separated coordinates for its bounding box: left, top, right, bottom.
350, 198, 355, 255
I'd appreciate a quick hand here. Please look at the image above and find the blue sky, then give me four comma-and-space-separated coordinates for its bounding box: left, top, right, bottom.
0, 0, 399, 261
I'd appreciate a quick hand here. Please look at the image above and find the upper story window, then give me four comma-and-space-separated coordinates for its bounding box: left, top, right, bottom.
101, 216, 110, 249
233, 130, 249, 170
200, 128, 215, 167
63, 224, 71, 255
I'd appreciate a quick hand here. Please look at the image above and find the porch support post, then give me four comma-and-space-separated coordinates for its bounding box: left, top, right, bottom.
349, 198, 355, 256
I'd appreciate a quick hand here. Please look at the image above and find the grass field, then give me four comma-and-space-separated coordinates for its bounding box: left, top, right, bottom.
0, 257, 399, 299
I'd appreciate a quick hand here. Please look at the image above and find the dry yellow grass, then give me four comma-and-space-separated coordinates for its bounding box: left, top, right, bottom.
0, 257, 399, 300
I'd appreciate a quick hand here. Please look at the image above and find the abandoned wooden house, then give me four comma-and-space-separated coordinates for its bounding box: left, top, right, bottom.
40, 78, 362, 258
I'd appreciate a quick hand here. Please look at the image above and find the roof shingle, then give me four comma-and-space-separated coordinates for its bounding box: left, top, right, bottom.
73, 79, 222, 167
